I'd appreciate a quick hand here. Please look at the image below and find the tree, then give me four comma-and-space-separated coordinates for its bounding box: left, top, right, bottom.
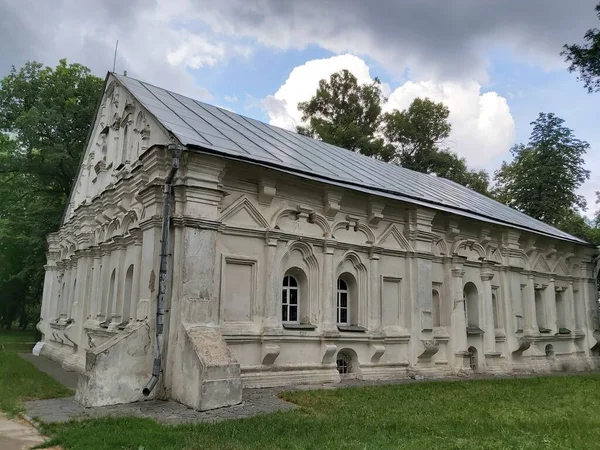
382, 98, 451, 170
0, 60, 103, 328
0, 59, 103, 195
382, 98, 489, 194
494, 113, 590, 227
297, 69, 389, 159
562, 3, 600, 93
299, 70, 491, 194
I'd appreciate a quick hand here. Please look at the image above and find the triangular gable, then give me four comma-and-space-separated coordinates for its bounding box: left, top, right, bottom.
552, 258, 569, 276
376, 224, 414, 252
220, 195, 270, 229
63, 73, 171, 223
531, 253, 551, 273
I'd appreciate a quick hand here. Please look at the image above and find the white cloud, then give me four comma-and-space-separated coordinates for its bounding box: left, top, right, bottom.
224, 95, 239, 103
265, 55, 515, 168
386, 81, 515, 167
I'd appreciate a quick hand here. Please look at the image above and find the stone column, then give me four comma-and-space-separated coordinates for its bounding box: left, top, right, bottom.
450, 261, 468, 367
109, 239, 128, 326
78, 250, 93, 323
573, 279, 584, 332
86, 249, 102, 323
546, 278, 558, 334
52, 266, 64, 320
96, 249, 111, 322
68, 253, 85, 334
565, 281, 576, 332
369, 250, 381, 332
59, 261, 74, 322
321, 241, 337, 335
129, 229, 143, 323
39, 263, 58, 337
481, 269, 496, 355
262, 235, 280, 332
523, 274, 538, 336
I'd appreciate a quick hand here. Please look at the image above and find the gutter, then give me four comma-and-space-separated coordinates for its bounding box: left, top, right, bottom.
143, 143, 182, 397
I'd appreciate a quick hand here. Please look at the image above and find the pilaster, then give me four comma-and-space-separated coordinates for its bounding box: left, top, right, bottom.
263, 234, 281, 332
450, 259, 468, 368
523, 273, 538, 336
546, 278, 558, 334
480, 269, 497, 355
369, 250, 381, 332
321, 241, 338, 336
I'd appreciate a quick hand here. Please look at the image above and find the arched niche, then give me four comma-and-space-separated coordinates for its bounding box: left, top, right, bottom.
279, 241, 319, 325
332, 221, 375, 245
452, 240, 486, 262
273, 208, 330, 238
464, 282, 479, 328
432, 288, 441, 327
335, 251, 368, 327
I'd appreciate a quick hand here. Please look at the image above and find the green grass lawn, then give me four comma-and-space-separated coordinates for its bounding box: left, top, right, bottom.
0, 329, 73, 416
40, 374, 600, 450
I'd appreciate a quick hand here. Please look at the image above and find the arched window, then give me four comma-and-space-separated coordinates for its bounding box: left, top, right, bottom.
464, 282, 479, 328
492, 293, 499, 329
69, 279, 77, 318
535, 289, 545, 330
121, 125, 129, 164
556, 290, 566, 329
432, 289, 441, 327
282, 275, 299, 323
123, 264, 134, 323
337, 278, 349, 324
468, 346, 478, 371
107, 269, 116, 319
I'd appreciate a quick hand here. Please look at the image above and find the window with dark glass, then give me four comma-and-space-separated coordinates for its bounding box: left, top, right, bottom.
282, 275, 299, 323
337, 278, 349, 324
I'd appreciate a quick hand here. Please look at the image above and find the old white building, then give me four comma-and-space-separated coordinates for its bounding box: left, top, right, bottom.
37, 73, 599, 410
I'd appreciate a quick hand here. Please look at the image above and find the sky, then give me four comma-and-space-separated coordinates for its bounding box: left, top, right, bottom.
1, 0, 599, 217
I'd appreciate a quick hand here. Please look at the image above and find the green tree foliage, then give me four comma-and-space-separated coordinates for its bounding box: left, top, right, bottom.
494, 112, 591, 230
562, 3, 600, 93
299, 70, 490, 194
382, 98, 451, 170
382, 98, 489, 194
0, 60, 103, 328
298, 70, 388, 158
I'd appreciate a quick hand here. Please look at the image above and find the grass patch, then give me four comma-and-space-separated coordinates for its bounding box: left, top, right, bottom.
0, 330, 73, 416
43, 374, 600, 450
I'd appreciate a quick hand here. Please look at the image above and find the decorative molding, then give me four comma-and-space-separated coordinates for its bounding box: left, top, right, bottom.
367, 197, 385, 227
258, 177, 276, 205
323, 188, 343, 220
376, 224, 414, 252
219, 195, 270, 229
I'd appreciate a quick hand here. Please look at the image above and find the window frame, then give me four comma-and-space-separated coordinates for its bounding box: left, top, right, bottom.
336, 278, 349, 325
282, 275, 299, 324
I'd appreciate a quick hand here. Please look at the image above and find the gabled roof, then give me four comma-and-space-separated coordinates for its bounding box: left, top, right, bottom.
112, 73, 588, 245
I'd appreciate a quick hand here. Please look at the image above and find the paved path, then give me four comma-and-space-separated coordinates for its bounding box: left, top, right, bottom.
26, 388, 296, 425
0, 413, 47, 450
19, 353, 78, 389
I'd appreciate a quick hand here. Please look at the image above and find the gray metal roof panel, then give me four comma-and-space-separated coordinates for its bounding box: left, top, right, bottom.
113, 73, 587, 245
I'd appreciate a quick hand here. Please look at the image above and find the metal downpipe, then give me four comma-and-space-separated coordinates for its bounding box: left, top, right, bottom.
143, 144, 182, 397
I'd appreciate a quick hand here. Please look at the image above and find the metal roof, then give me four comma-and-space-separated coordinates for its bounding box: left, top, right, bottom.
113, 73, 587, 245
